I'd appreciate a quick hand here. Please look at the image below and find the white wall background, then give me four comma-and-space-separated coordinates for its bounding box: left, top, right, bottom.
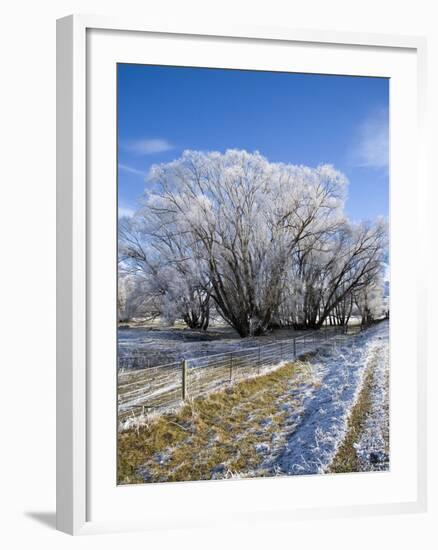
0, 0, 436, 547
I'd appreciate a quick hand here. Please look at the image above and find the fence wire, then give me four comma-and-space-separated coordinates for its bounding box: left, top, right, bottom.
118, 325, 361, 421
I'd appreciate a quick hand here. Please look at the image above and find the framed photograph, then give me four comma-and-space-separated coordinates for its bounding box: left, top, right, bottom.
57, 15, 427, 535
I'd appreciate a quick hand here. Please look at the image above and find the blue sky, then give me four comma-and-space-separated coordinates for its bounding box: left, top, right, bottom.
118, 64, 389, 221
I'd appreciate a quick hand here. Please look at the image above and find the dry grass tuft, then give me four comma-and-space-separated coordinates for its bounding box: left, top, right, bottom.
118, 360, 310, 484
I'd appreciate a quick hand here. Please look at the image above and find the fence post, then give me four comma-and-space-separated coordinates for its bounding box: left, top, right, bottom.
182, 359, 188, 400
229, 353, 233, 382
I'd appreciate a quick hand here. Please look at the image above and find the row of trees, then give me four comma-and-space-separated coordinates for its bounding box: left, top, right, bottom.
119, 150, 388, 337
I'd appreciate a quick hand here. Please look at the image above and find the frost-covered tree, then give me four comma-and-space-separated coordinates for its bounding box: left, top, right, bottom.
273, 219, 387, 328
142, 150, 347, 336
117, 271, 160, 322
119, 215, 211, 328
118, 150, 387, 335
315, 219, 388, 327
354, 273, 387, 325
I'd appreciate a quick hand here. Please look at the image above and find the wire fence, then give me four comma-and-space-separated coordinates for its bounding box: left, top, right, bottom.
118, 324, 363, 422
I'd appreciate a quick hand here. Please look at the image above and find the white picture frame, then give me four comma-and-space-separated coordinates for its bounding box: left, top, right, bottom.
56, 14, 428, 535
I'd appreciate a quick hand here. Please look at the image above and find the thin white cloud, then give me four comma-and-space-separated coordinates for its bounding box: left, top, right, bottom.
352, 108, 389, 170
123, 138, 173, 155
118, 163, 145, 177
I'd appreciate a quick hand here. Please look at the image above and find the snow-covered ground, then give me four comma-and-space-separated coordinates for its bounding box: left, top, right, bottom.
355, 338, 390, 470
254, 320, 390, 476
120, 321, 390, 481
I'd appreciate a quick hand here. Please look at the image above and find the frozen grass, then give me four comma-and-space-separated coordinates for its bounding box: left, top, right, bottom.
269, 323, 389, 475
117, 321, 390, 483
328, 338, 390, 473
328, 367, 374, 473
355, 341, 390, 470
118, 360, 314, 484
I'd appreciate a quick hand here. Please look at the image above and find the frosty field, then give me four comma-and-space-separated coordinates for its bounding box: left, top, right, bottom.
117, 67, 390, 484
118, 320, 389, 483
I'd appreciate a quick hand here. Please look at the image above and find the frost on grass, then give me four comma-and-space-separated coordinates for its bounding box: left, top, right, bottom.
354, 340, 390, 471
270, 322, 390, 476
118, 361, 314, 483
118, 322, 390, 483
